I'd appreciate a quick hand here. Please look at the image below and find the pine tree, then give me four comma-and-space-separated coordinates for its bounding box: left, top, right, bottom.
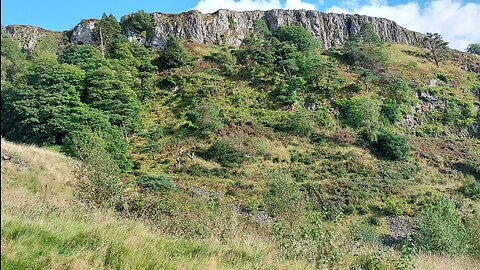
422, 33, 450, 67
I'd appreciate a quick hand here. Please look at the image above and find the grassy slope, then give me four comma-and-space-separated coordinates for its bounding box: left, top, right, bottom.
0, 139, 311, 270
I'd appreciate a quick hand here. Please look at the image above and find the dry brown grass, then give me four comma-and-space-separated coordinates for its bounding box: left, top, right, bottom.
415, 253, 480, 270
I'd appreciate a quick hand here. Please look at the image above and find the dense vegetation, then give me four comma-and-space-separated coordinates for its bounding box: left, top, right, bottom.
1, 11, 480, 269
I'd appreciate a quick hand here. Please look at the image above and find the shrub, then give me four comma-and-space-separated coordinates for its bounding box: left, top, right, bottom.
458, 182, 480, 200
349, 222, 380, 245
373, 131, 409, 161
120, 10, 154, 34
157, 36, 189, 70
203, 137, 250, 166
282, 109, 314, 137
135, 175, 175, 192
381, 98, 402, 124
337, 96, 382, 142
187, 101, 223, 137
206, 48, 237, 75
382, 196, 412, 216
413, 197, 467, 255
466, 215, 480, 259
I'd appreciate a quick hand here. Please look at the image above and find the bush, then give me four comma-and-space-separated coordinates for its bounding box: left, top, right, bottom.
187, 101, 223, 137
135, 175, 175, 192
349, 222, 380, 245
381, 98, 402, 124
373, 131, 409, 161
413, 197, 467, 255
458, 182, 480, 200
203, 137, 250, 166
466, 215, 480, 259
121, 10, 154, 34
282, 109, 314, 137
158, 36, 189, 70
337, 96, 382, 142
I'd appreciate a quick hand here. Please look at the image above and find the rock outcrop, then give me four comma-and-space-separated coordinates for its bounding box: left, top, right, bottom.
71, 9, 424, 49
3, 9, 425, 51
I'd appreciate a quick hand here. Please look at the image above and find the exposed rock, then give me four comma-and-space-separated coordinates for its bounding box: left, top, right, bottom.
1, 149, 28, 169
70, 19, 97, 45
1, 25, 49, 52
71, 9, 424, 49
304, 102, 316, 111
428, 79, 437, 87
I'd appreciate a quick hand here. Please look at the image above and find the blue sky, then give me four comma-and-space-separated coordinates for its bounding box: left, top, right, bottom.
0, 0, 421, 30
1, 0, 479, 50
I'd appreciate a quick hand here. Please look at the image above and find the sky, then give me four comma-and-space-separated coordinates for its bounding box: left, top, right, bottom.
1, 0, 479, 50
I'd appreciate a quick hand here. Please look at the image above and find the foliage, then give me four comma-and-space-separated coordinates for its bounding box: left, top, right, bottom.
202, 137, 250, 166
136, 175, 175, 192
381, 98, 402, 124
187, 101, 224, 137
337, 96, 382, 142
139, 128, 163, 160
273, 75, 304, 105
60, 44, 108, 70
265, 171, 307, 231
93, 13, 124, 55
458, 181, 480, 200
158, 36, 189, 70
422, 33, 450, 67
273, 25, 318, 52
1, 57, 85, 145
206, 48, 237, 75
343, 22, 386, 71
120, 10, 154, 36
281, 109, 314, 137
466, 43, 480, 55
413, 197, 467, 255
373, 130, 409, 160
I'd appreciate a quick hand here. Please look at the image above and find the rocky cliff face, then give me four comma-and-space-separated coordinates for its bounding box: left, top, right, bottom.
71, 9, 424, 49
1, 25, 51, 52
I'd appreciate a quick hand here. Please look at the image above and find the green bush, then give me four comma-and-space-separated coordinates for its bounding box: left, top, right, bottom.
413, 197, 467, 255
187, 101, 223, 137
337, 96, 382, 142
158, 36, 189, 70
349, 222, 380, 245
120, 10, 154, 34
373, 131, 409, 161
381, 98, 402, 124
458, 182, 480, 200
203, 137, 250, 166
282, 109, 314, 137
466, 215, 480, 259
136, 175, 175, 192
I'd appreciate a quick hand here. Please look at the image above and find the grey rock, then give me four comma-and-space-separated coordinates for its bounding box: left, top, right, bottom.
70, 9, 424, 49
1, 25, 49, 52
70, 19, 97, 45
429, 79, 437, 87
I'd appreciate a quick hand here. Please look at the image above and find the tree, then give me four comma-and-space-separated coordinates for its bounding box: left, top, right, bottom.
188, 101, 224, 137
120, 10, 154, 35
157, 36, 189, 70
1, 58, 85, 145
343, 22, 386, 71
60, 44, 107, 70
373, 130, 409, 160
337, 96, 382, 142
93, 13, 123, 56
274, 75, 305, 105
273, 25, 318, 52
422, 33, 450, 67
139, 128, 163, 160
83, 65, 141, 138
466, 43, 480, 55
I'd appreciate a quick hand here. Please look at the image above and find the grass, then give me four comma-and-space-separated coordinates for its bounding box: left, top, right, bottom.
0, 139, 312, 270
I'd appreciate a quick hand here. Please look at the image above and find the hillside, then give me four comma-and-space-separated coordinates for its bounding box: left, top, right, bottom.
1, 9, 480, 270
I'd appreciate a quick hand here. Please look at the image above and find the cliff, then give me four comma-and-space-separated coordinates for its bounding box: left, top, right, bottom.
4, 9, 425, 51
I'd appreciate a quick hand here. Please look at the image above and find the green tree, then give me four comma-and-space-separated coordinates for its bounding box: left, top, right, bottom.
337, 96, 382, 142
120, 10, 154, 37
189, 101, 224, 137
373, 130, 409, 160
83, 65, 141, 138
466, 43, 480, 55
413, 197, 467, 255
273, 25, 318, 52
158, 36, 189, 70
1, 58, 85, 145
343, 22, 386, 71
422, 33, 450, 67
139, 128, 164, 160
274, 75, 305, 105
60, 44, 107, 70
93, 13, 123, 56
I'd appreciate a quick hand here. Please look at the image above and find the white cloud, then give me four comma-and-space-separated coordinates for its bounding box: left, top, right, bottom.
193, 0, 315, 14
327, 0, 480, 50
